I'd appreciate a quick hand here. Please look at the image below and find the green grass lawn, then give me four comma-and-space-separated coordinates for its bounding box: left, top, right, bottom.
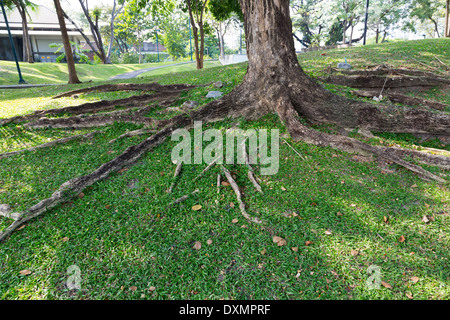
0, 61, 176, 85
138, 60, 222, 77
0, 39, 449, 300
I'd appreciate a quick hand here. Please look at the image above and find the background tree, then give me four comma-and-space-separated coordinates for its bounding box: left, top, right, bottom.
183, 0, 208, 69
407, 0, 445, 37
368, 0, 406, 43
53, 0, 81, 84
3, 0, 36, 63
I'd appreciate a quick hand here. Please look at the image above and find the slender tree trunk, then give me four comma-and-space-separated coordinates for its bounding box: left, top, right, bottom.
446, 0, 450, 37
431, 18, 440, 38
53, 0, 81, 84
349, 24, 354, 47
15, 1, 33, 63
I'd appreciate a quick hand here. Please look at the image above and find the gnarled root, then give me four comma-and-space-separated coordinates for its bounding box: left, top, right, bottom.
277, 96, 448, 183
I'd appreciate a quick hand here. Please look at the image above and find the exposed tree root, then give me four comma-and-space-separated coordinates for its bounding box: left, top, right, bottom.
170, 189, 199, 206
168, 162, 182, 193
23, 113, 158, 130
221, 165, 263, 224
240, 139, 262, 193
351, 89, 449, 111
52, 83, 198, 99
319, 74, 450, 90
0, 131, 99, 160
0, 92, 183, 126
2, 71, 449, 241
277, 97, 448, 183
0, 119, 189, 241
324, 65, 446, 78
109, 127, 157, 144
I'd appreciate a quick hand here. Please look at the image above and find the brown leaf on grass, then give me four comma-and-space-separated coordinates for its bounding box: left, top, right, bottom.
324, 230, 332, 235
410, 276, 419, 283
305, 241, 313, 246
149, 286, 156, 292
292, 212, 299, 217
422, 215, 430, 223
17, 225, 26, 231
398, 235, 406, 243
77, 192, 85, 199
207, 239, 213, 245
129, 286, 137, 291
229, 202, 235, 208
337, 212, 343, 216
383, 216, 388, 224
192, 205, 202, 211
231, 218, 238, 224
19, 270, 31, 275
193, 241, 202, 250
351, 249, 359, 256
221, 181, 230, 186
272, 236, 287, 246
61, 237, 69, 242
260, 248, 267, 255
291, 247, 298, 252
405, 293, 413, 299
117, 168, 128, 174
281, 186, 287, 191
381, 281, 392, 289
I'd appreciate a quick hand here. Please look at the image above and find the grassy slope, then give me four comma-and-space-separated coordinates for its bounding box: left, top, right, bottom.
0, 39, 449, 300
0, 61, 176, 85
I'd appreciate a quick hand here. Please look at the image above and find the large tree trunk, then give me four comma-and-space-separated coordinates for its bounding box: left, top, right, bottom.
53, 0, 81, 84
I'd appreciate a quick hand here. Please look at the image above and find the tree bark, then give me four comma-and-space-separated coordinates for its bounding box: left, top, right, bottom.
14, 0, 33, 63
446, 0, 450, 37
53, 0, 81, 84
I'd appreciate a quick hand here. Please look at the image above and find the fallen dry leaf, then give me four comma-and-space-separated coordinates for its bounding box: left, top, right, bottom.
292, 212, 298, 217
61, 237, 69, 242
324, 230, 332, 235
273, 236, 283, 243
17, 225, 26, 231
129, 286, 137, 291
291, 247, 298, 252
231, 218, 238, 224
229, 202, 235, 208
117, 168, 128, 174
405, 293, 413, 299
77, 192, 85, 199
19, 270, 31, 276
351, 249, 359, 256
398, 235, 406, 243
192, 205, 202, 211
260, 248, 267, 255
410, 276, 419, 283
206, 239, 213, 245
193, 241, 202, 250
281, 186, 287, 191
337, 212, 343, 216
221, 181, 230, 186
305, 241, 313, 246
422, 215, 430, 223
381, 281, 392, 289
149, 286, 156, 292
272, 236, 287, 246
383, 216, 388, 223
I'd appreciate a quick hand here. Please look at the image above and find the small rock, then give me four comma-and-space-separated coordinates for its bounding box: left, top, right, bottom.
337, 62, 352, 70
182, 100, 199, 109
206, 91, 223, 99
213, 81, 223, 88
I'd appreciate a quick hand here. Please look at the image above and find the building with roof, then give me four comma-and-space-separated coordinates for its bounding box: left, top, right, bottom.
0, 5, 92, 62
